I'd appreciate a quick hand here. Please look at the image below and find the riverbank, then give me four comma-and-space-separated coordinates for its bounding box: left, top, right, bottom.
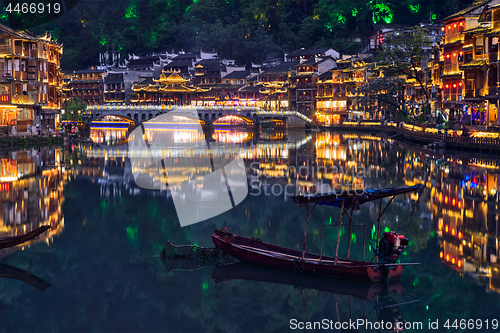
324, 122, 500, 156
0, 135, 64, 151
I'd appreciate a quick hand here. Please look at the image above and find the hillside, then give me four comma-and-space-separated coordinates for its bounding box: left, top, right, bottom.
27, 0, 474, 69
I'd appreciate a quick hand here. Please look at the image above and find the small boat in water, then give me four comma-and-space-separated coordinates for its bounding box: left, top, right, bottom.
212, 185, 422, 283
0, 226, 51, 250
0, 263, 51, 291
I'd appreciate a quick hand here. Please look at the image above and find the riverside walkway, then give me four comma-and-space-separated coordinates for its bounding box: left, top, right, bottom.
329, 121, 500, 156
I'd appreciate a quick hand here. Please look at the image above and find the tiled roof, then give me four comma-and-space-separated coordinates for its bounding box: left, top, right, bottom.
172, 53, 198, 60
128, 56, 160, 68
463, 26, 492, 34
0, 23, 61, 46
459, 59, 488, 69
164, 60, 193, 68
443, 0, 491, 22
134, 77, 156, 87
223, 70, 250, 79
287, 48, 332, 58
260, 61, 300, 76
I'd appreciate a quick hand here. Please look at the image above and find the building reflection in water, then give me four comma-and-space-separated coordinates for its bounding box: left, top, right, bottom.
81, 126, 500, 293
426, 157, 500, 293
0, 148, 65, 258
90, 128, 129, 145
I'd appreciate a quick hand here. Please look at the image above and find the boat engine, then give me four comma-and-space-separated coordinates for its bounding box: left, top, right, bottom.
378, 231, 409, 263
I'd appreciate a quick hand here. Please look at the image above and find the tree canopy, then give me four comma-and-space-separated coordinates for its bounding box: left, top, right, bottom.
25, 0, 474, 69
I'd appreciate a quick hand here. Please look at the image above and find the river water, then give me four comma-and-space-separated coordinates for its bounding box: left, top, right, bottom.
0, 127, 499, 332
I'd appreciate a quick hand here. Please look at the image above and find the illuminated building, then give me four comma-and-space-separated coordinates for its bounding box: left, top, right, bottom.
130, 72, 206, 106
284, 48, 340, 62
440, 1, 484, 122
0, 23, 62, 132
67, 67, 105, 105
0, 149, 64, 257
103, 73, 125, 104
193, 70, 254, 107
315, 69, 347, 125
258, 61, 299, 111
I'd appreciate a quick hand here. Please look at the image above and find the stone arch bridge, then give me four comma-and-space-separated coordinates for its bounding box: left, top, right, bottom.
85, 105, 311, 127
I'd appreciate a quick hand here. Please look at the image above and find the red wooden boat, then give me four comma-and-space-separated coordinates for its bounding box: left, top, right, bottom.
213, 228, 403, 283
0, 226, 51, 250
212, 185, 422, 283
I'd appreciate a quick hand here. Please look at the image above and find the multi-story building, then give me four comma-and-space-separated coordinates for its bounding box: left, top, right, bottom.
0, 24, 62, 132
315, 69, 347, 125
103, 72, 125, 104
258, 61, 298, 111
440, 0, 497, 124
67, 68, 105, 105
0, 148, 65, 257
466, 2, 500, 126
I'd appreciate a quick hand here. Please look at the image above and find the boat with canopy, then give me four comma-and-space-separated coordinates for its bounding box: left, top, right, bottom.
212, 185, 423, 283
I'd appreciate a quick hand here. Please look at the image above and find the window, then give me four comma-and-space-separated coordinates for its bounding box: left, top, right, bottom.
476, 37, 484, 55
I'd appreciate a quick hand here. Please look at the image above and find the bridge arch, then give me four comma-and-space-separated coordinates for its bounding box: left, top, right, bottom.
92, 114, 135, 123
213, 114, 254, 125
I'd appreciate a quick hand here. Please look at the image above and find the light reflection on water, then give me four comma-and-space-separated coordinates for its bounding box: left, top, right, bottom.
0, 127, 499, 332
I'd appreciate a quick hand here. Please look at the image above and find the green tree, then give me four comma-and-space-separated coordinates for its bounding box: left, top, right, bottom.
356, 76, 407, 117
63, 98, 87, 121
375, 26, 432, 116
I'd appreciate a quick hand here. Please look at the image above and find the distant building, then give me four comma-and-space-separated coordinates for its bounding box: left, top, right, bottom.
259, 61, 299, 111
285, 48, 339, 62
193, 59, 225, 85
67, 68, 105, 105
103, 72, 125, 104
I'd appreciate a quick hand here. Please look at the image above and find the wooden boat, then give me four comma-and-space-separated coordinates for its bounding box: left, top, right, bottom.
212, 185, 423, 283
0, 226, 51, 250
0, 263, 51, 291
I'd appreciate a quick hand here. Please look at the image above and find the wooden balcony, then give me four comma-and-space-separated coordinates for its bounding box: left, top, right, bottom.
0, 45, 11, 54
12, 94, 38, 104
444, 33, 463, 45
464, 89, 482, 98
489, 52, 498, 62
0, 71, 25, 80
14, 46, 22, 55
488, 86, 499, 96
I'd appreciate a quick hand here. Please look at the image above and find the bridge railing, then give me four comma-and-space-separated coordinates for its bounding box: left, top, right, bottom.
87, 105, 266, 112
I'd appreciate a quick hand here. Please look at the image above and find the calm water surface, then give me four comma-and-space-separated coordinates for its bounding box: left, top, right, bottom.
0, 127, 499, 332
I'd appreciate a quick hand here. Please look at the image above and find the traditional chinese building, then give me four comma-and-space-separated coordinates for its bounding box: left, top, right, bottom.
67, 68, 105, 105
0, 24, 62, 133
440, 1, 492, 123
258, 61, 299, 111
103, 72, 125, 104
130, 72, 206, 105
